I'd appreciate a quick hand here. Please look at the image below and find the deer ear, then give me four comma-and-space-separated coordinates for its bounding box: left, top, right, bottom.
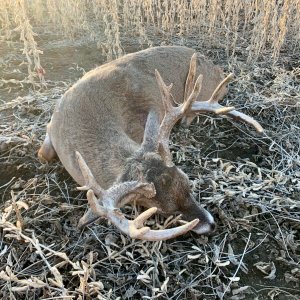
140, 110, 160, 153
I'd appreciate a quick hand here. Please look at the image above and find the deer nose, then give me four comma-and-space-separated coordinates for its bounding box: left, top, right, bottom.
210, 220, 216, 232
191, 219, 216, 235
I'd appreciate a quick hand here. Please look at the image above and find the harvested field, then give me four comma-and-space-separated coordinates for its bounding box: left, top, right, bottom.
0, 1, 299, 299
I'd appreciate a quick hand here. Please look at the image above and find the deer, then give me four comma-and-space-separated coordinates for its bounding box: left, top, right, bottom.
38, 46, 263, 241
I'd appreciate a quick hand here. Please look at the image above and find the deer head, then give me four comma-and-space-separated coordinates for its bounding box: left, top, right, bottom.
76, 54, 263, 241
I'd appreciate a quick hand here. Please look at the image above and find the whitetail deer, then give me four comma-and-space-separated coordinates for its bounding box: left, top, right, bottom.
38, 46, 263, 241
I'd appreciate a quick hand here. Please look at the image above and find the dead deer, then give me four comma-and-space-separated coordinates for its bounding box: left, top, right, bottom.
38, 46, 263, 241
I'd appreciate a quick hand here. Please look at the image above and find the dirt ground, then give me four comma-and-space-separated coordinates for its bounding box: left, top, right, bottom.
0, 31, 299, 299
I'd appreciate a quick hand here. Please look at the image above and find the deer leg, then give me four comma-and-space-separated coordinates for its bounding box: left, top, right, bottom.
38, 123, 57, 162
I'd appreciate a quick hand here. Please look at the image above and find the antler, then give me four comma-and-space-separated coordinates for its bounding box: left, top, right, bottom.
155, 53, 263, 166
75, 151, 199, 241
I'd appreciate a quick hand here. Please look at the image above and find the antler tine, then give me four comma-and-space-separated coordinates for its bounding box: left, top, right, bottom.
217, 109, 264, 133
78, 189, 106, 229
155, 69, 174, 114
182, 74, 203, 113
76, 151, 103, 196
183, 53, 197, 102
208, 73, 234, 104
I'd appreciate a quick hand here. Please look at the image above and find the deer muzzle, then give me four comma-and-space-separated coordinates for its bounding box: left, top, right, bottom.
181, 198, 216, 235
191, 212, 216, 234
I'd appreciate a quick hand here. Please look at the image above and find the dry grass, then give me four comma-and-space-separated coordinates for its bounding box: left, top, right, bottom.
0, 0, 45, 85
1, 0, 300, 80
0, 1, 300, 299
